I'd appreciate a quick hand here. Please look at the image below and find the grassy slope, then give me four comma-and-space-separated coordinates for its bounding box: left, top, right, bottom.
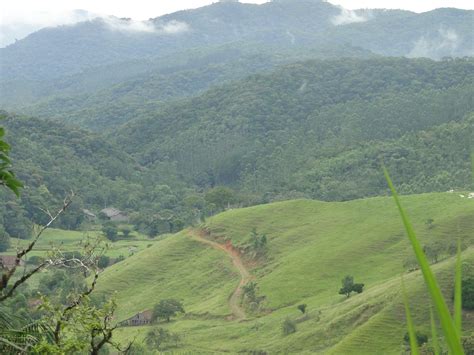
96, 231, 238, 320
99, 192, 474, 353
4, 228, 157, 258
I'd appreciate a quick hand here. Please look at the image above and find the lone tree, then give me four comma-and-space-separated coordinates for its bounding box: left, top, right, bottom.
339, 275, 364, 298
152, 299, 185, 322
102, 222, 118, 241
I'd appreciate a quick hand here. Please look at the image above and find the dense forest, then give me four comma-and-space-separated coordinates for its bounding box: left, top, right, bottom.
1, 0, 474, 353
1, 0, 472, 108
1, 57, 472, 239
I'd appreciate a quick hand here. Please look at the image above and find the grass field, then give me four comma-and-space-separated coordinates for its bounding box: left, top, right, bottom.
82, 193, 474, 352
4, 228, 160, 259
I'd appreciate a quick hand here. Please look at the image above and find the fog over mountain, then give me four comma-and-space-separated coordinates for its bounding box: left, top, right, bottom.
0, 0, 472, 108
1, 1, 474, 352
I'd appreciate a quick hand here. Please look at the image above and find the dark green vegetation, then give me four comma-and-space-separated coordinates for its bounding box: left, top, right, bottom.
116, 57, 473, 202
338, 276, 364, 298
0, 1, 473, 352
1, 0, 472, 111
0, 123, 22, 196
97, 193, 474, 353
152, 299, 185, 323
463, 279, 474, 310
0, 56, 472, 239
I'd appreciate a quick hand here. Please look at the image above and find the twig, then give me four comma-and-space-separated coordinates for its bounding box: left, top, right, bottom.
0, 193, 74, 301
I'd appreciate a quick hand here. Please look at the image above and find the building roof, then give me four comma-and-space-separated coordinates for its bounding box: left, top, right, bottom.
0, 255, 24, 269
83, 209, 96, 218
100, 207, 124, 218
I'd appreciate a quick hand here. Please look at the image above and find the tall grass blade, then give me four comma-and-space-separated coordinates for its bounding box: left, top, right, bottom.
454, 239, 462, 336
430, 307, 440, 355
402, 277, 420, 355
383, 166, 464, 354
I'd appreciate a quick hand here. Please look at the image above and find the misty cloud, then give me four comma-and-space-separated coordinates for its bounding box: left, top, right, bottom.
331, 8, 369, 26
159, 20, 190, 34
103, 17, 190, 34
102, 17, 157, 33
408, 27, 461, 58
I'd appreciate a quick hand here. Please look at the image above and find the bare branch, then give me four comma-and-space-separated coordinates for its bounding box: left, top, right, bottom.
0, 192, 74, 300
0, 262, 47, 302
53, 271, 99, 344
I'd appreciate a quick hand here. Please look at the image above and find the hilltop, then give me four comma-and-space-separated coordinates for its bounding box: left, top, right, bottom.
1, 1, 472, 108
96, 192, 474, 353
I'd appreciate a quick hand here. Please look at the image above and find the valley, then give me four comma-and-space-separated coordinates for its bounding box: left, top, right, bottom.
94, 193, 474, 353
0, 0, 473, 353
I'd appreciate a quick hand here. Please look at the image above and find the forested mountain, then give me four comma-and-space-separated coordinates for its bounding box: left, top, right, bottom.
114, 57, 473, 200
17, 44, 371, 129
0, 112, 203, 238
1, 0, 472, 110
1, 56, 472, 237
1, 1, 474, 352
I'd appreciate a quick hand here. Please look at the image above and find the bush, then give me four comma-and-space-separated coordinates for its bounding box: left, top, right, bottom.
404, 331, 428, 346
97, 255, 110, 269
462, 278, 474, 310
297, 304, 307, 314
121, 227, 132, 238
282, 318, 296, 336
102, 223, 118, 241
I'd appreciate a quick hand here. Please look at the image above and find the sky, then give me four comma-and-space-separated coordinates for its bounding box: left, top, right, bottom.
1, 0, 473, 47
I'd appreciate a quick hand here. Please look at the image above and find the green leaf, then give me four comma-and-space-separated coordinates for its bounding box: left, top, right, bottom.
383, 166, 464, 354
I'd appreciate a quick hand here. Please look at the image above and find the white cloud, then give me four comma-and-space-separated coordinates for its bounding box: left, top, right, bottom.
160, 20, 190, 34
408, 27, 461, 58
102, 17, 190, 34
331, 8, 369, 26
102, 17, 158, 33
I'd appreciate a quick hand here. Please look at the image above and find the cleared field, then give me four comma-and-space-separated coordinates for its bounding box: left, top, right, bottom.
91, 193, 474, 352
4, 228, 159, 259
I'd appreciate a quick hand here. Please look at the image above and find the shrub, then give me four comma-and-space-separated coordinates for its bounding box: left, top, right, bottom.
462, 278, 474, 310
404, 331, 428, 346
97, 255, 110, 269
297, 304, 307, 314
121, 226, 132, 237
282, 318, 296, 336
102, 222, 118, 241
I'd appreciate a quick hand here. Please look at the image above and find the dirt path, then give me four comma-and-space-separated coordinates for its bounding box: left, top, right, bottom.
189, 229, 250, 321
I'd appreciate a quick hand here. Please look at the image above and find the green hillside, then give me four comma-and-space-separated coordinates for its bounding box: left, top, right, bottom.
95, 192, 474, 353
19, 44, 370, 130
115, 57, 474, 201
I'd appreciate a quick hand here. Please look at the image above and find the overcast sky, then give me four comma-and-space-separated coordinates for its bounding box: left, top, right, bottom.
1, 0, 473, 47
